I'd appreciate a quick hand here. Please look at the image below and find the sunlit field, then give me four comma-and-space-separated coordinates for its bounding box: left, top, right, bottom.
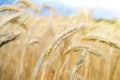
1, 0, 120, 80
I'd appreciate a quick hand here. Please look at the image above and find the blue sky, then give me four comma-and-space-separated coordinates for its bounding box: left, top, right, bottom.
1, 0, 120, 11
0, 0, 120, 19
27, 0, 120, 19
30, 0, 120, 9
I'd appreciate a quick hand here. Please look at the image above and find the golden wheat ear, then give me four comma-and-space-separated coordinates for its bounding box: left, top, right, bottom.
0, 5, 22, 12
0, 31, 21, 47
82, 35, 120, 49
0, 12, 23, 28
61, 45, 103, 58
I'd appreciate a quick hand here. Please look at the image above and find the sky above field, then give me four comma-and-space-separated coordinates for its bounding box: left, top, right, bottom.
31, 0, 120, 16
32, 0, 120, 9
0, 0, 120, 19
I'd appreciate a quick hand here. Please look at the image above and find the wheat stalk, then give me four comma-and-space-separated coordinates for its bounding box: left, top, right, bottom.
0, 31, 20, 47
56, 54, 70, 80
82, 35, 120, 49
110, 54, 120, 80
18, 17, 39, 80
31, 23, 88, 80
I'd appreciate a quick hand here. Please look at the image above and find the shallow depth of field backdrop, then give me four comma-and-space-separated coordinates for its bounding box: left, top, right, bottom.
0, 0, 120, 80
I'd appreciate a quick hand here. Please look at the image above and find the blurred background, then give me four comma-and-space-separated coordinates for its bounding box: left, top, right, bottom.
0, 0, 120, 20
1, 0, 120, 80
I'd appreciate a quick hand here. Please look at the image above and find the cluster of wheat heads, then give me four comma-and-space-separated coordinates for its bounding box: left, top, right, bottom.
1, 1, 120, 80
31, 23, 88, 80
0, 4, 25, 28
31, 23, 101, 80
0, 4, 26, 47
31, 25, 120, 80
0, 0, 59, 29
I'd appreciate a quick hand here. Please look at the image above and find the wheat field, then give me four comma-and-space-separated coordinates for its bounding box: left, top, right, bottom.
0, 1, 120, 80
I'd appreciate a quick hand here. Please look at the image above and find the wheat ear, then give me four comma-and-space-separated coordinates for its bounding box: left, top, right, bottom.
31, 23, 88, 80
0, 31, 20, 47
82, 35, 120, 49
0, 12, 23, 28
0, 5, 22, 12
61, 45, 102, 58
